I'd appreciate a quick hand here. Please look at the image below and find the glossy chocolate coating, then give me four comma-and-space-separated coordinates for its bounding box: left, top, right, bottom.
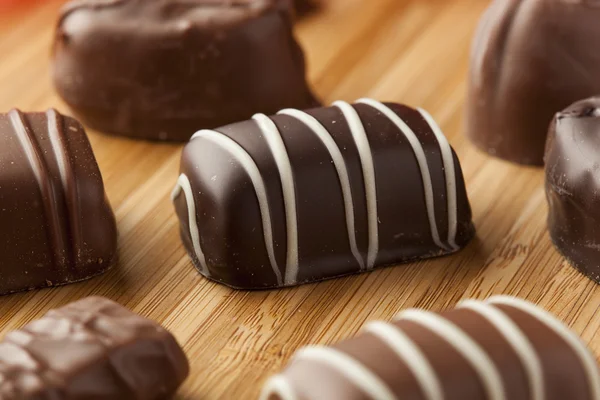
52, 0, 318, 141
172, 100, 475, 289
0, 297, 189, 399
261, 296, 600, 400
466, 0, 600, 165
0, 109, 117, 295
545, 97, 600, 284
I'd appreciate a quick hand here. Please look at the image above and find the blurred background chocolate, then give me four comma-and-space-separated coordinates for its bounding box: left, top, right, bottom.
294, 0, 319, 15
0, 109, 117, 295
546, 97, 600, 284
0, 297, 189, 399
466, 0, 600, 166
52, 0, 318, 141
172, 99, 474, 289
261, 296, 600, 400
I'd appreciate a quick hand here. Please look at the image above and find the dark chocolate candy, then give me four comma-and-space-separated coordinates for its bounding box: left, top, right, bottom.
172, 99, 475, 289
0, 109, 117, 295
261, 296, 600, 400
0, 297, 189, 399
466, 0, 600, 166
545, 97, 600, 284
294, 0, 318, 15
52, 0, 318, 141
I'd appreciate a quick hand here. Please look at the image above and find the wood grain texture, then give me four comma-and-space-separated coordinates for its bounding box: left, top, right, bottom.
0, 0, 599, 398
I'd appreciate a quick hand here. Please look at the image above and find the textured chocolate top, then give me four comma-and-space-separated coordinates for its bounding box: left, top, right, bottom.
261, 296, 600, 400
52, 0, 317, 141
0, 110, 117, 295
545, 97, 600, 283
0, 297, 189, 399
466, 0, 600, 165
172, 100, 474, 289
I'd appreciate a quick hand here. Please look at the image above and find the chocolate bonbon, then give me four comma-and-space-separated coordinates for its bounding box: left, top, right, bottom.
172, 99, 475, 289
545, 97, 600, 284
466, 0, 600, 165
294, 0, 318, 14
0, 109, 117, 295
0, 297, 189, 399
52, 0, 318, 141
261, 296, 600, 400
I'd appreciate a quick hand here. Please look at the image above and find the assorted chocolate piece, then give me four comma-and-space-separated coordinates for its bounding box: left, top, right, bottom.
0, 296, 189, 399
261, 296, 600, 400
294, 0, 319, 15
545, 97, 600, 284
0, 109, 117, 296
172, 99, 475, 289
52, 0, 318, 141
466, 0, 600, 165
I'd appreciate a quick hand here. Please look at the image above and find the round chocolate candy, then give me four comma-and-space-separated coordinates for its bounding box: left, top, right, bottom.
52, 0, 318, 141
466, 0, 600, 166
545, 97, 600, 284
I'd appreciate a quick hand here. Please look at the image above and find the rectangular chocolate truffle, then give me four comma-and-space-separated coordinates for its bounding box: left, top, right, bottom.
0, 297, 189, 399
0, 109, 117, 295
53, 0, 317, 141
261, 296, 600, 400
172, 99, 474, 289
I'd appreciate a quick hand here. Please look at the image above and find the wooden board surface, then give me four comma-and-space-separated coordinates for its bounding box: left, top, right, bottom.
1, 0, 599, 398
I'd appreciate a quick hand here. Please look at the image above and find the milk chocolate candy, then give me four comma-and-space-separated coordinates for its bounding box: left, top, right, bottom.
172, 99, 475, 289
0, 297, 189, 399
52, 0, 318, 141
466, 0, 600, 165
545, 97, 600, 284
0, 109, 117, 295
261, 296, 600, 400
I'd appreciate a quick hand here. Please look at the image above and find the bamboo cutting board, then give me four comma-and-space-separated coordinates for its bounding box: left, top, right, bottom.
0, 0, 599, 398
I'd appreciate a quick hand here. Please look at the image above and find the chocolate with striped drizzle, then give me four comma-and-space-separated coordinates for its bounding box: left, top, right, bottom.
172, 100, 474, 289
0, 109, 117, 295
261, 296, 600, 400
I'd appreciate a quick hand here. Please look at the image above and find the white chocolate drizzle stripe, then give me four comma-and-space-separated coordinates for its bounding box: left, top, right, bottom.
396, 309, 506, 400
356, 99, 446, 251
278, 108, 366, 270
186, 130, 285, 285
47, 109, 81, 264
333, 101, 379, 269
488, 296, 600, 400
253, 114, 299, 286
364, 321, 443, 400
294, 346, 398, 400
458, 300, 545, 400
171, 174, 209, 277
259, 375, 298, 400
9, 110, 68, 269
417, 108, 459, 251
46, 110, 69, 192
